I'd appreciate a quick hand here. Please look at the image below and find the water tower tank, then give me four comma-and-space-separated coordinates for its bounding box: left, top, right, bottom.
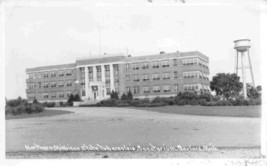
234, 39, 250, 52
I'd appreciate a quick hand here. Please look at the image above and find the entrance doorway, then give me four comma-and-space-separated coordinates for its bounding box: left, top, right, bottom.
94, 92, 97, 100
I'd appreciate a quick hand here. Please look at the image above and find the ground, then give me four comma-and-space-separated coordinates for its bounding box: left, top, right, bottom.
5, 106, 261, 158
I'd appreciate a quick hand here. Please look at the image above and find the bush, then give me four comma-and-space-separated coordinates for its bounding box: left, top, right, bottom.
216, 100, 233, 106
42, 102, 55, 108
6, 97, 27, 107
248, 98, 261, 105
31, 103, 44, 113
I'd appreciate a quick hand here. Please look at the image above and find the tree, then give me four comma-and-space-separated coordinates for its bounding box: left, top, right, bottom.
110, 90, 119, 100
210, 73, 242, 99
67, 94, 74, 105
247, 84, 261, 99
126, 91, 133, 101
121, 93, 127, 101
33, 98, 38, 104
73, 94, 81, 101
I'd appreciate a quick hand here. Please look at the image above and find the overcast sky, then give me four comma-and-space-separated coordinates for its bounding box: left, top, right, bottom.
3, 0, 266, 99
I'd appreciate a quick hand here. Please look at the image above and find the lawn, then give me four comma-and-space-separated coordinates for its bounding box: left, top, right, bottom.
132, 105, 261, 118
5, 109, 73, 120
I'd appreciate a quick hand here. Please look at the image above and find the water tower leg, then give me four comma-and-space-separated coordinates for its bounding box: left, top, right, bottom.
247, 49, 255, 87
235, 51, 239, 75
241, 52, 247, 99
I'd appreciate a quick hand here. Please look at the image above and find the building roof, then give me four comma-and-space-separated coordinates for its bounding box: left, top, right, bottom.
125, 51, 209, 62
26, 63, 76, 73
76, 54, 126, 66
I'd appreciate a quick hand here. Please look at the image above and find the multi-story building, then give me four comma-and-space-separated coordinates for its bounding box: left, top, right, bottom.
26, 51, 210, 103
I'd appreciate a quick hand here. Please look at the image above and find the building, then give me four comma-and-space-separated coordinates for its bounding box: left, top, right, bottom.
26, 51, 210, 103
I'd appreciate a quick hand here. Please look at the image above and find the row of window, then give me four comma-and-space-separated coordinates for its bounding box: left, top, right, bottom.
125, 58, 208, 70
28, 70, 73, 79
27, 81, 73, 89
126, 84, 179, 94
126, 84, 209, 94
126, 71, 209, 82
183, 71, 209, 80
182, 58, 209, 68
79, 64, 119, 73
27, 91, 72, 99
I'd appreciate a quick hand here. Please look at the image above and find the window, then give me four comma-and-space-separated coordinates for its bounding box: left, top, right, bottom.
97, 77, 102, 81
162, 61, 169, 67
96, 66, 101, 72
183, 71, 199, 78
114, 82, 120, 87
105, 65, 110, 72
142, 63, 149, 69
80, 80, 85, 86
81, 90, 86, 97
58, 81, 64, 87
114, 77, 119, 83
113, 64, 119, 71
153, 86, 160, 93
126, 63, 130, 70
58, 92, 64, 98
66, 81, 72, 87
115, 87, 120, 94
27, 94, 35, 99
143, 87, 150, 93
163, 73, 170, 80
66, 70, 72, 76
51, 92, 56, 98
163, 85, 171, 92
132, 63, 139, 70
133, 86, 140, 94
133, 75, 140, 82
174, 84, 179, 92
37, 73, 42, 78
43, 93, 49, 99
80, 67, 85, 72
126, 75, 130, 81
43, 82, 49, 88
106, 88, 111, 95
184, 84, 199, 91
27, 83, 35, 89
152, 73, 160, 80
43, 72, 49, 78
142, 75, 149, 81
29, 73, 35, 79
173, 59, 178, 66
59, 71, 64, 77
126, 87, 130, 92
50, 72, 56, 77
174, 71, 178, 78
66, 91, 72, 97
152, 61, 159, 68
105, 78, 111, 84
88, 67, 93, 74
50, 82, 57, 88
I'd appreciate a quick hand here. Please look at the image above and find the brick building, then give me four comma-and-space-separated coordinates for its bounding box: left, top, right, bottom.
26, 51, 210, 103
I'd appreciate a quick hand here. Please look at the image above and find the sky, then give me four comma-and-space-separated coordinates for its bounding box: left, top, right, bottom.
2, 0, 266, 99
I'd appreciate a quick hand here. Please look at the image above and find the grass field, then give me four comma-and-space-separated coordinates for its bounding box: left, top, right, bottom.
132, 105, 261, 118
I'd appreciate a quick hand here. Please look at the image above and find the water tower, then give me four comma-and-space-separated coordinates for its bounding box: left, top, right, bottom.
234, 39, 255, 99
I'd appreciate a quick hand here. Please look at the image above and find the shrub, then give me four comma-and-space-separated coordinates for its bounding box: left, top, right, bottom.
6, 97, 27, 107
216, 100, 233, 106
248, 97, 261, 105
42, 102, 55, 107
110, 91, 119, 100
31, 103, 44, 113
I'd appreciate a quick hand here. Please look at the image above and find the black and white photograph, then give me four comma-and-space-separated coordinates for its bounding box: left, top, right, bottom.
0, 0, 267, 165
